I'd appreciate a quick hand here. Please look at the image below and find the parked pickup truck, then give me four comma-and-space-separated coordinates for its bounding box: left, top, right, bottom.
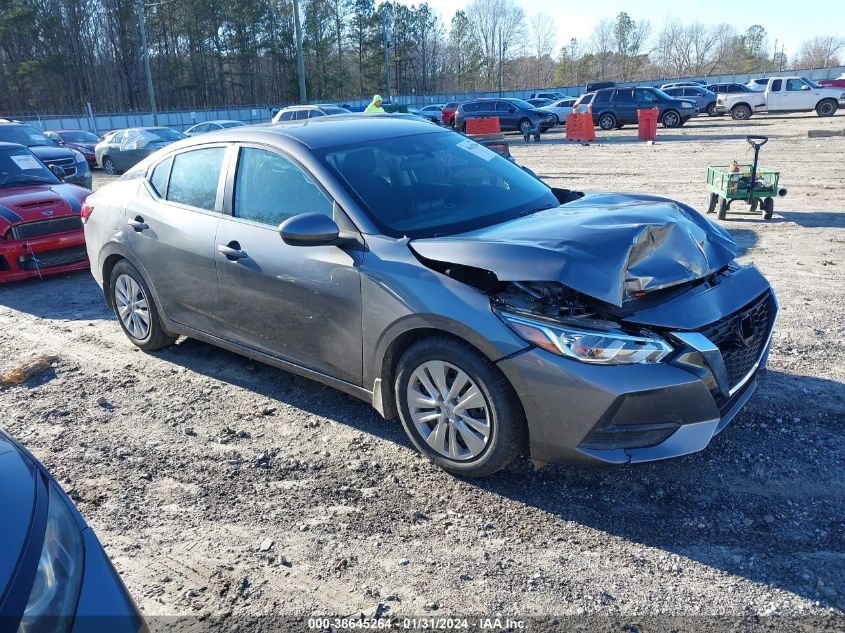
716, 76, 845, 120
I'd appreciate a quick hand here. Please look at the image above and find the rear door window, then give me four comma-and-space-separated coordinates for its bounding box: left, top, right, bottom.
166, 147, 226, 211
594, 90, 611, 104
615, 89, 635, 102
149, 156, 173, 197
771, 79, 783, 91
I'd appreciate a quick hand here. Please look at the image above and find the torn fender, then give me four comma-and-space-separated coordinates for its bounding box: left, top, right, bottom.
408, 193, 737, 307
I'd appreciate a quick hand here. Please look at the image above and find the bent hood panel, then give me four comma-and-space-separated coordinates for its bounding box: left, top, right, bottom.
409, 193, 737, 306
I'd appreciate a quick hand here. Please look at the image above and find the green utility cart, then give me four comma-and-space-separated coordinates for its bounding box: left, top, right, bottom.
706, 136, 785, 220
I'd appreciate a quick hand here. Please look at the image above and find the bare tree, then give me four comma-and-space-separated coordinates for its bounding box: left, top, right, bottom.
465, 0, 525, 90
528, 12, 555, 86
796, 35, 845, 68
589, 18, 614, 79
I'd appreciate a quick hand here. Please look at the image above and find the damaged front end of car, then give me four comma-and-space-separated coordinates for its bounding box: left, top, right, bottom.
408, 192, 778, 465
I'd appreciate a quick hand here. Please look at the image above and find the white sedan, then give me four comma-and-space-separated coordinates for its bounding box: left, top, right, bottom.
540, 98, 577, 124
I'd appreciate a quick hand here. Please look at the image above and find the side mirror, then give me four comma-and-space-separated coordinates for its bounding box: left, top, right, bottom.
801, 85, 810, 91
279, 213, 340, 247
49, 164, 66, 181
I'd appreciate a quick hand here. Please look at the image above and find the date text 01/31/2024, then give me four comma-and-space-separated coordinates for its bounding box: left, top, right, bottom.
307, 617, 526, 630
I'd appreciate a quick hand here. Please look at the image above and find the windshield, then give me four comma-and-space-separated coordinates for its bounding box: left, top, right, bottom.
650, 88, 673, 100
320, 131, 558, 238
220, 121, 246, 128
0, 125, 55, 148
322, 107, 350, 115
59, 130, 100, 143
146, 128, 186, 142
0, 147, 59, 187
804, 78, 821, 89
505, 98, 535, 110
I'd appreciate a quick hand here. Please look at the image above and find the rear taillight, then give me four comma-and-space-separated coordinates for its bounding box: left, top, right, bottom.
587, 103, 592, 114
80, 202, 93, 224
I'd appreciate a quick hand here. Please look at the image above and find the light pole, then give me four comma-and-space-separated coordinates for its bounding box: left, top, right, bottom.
382, 12, 392, 102
135, 0, 158, 125
292, 0, 307, 103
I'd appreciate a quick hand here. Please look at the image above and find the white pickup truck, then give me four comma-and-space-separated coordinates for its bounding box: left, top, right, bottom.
716, 76, 845, 120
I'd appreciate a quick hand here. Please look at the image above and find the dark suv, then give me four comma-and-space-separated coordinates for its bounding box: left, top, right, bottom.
0, 122, 92, 189
576, 87, 698, 130
454, 98, 557, 134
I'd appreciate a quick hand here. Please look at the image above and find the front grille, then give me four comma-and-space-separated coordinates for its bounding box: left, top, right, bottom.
19, 245, 88, 270
698, 291, 774, 391
11, 216, 82, 240
43, 157, 78, 178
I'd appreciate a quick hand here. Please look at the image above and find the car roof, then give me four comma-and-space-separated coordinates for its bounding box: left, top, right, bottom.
182, 114, 446, 151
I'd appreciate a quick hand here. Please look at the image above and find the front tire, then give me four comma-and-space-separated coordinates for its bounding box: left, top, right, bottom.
109, 260, 176, 351
518, 118, 532, 134
598, 113, 617, 131
816, 99, 838, 117
706, 102, 718, 117
661, 110, 681, 128
395, 336, 525, 477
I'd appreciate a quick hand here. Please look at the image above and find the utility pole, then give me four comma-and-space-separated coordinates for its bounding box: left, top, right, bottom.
498, 26, 504, 96
383, 12, 392, 101
292, 0, 307, 103
135, 0, 158, 125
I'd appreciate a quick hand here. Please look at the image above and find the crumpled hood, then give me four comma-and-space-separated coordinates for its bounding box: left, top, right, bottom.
0, 183, 86, 229
409, 192, 737, 307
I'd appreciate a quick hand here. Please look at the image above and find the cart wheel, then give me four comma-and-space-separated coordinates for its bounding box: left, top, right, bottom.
762, 197, 774, 219
718, 197, 728, 220
750, 198, 759, 213
706, 193, 718, 214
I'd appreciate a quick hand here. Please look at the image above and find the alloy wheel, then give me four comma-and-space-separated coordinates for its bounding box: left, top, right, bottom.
114, 274, 151, 340
663, 111, 679, 127
406, 360, 491, 461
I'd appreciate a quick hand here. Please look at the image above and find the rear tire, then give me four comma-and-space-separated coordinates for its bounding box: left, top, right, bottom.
731, 104, 752, 120
395, 336, 525, 478
718, 197, 728, 220
102, 156, 117, 175
109, 260, 176, 351
707, 192, 718, 214
816, 99, 838, 117
762, 197, 774, 219
598, 113, 617, 131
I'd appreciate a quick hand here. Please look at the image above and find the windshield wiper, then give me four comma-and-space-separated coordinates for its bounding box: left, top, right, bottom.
0, 177, 54, 186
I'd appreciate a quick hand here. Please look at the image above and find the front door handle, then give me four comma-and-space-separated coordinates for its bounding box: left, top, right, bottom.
127, 216, 149, 231
217, 242, 248, 260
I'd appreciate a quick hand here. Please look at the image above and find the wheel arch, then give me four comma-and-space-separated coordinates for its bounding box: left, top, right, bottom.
372, 316, 526, 420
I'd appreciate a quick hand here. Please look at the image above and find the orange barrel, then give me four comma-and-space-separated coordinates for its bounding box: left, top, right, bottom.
466, 117, 501, 134
637, 108, 658, 141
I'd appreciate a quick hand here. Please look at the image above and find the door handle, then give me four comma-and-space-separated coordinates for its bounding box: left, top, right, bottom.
127, 216, 149, 231
217, 242, 248, 260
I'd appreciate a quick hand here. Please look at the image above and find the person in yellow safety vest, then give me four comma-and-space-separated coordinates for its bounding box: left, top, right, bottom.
365, 95, 385, 113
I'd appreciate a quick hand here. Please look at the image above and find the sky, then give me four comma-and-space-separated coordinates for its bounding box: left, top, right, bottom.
394, 0, 844, 61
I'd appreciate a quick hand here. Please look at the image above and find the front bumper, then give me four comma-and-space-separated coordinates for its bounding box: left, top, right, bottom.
498, 290, 776, 466
0, 230, 89, 283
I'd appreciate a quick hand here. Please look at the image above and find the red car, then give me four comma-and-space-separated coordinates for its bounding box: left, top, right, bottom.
0, 142, 90, 282
44, 129, 101, 169
441, 102, 459, 127
819, 73, 845, 89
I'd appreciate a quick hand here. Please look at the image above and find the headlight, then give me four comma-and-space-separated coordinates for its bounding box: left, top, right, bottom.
18, 484, 85, 633
681, 102, 693, 109
499, 312, 672, 365
71, 149, 86, 163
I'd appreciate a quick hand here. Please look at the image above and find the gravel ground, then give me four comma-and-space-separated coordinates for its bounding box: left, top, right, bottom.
1, 113, 843, 630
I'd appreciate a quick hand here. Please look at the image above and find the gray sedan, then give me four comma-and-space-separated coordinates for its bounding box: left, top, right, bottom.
95, 127, 186, 175
83, 115, 777, 477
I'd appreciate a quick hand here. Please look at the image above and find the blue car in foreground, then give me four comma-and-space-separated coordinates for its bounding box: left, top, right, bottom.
0, 430, 145, 633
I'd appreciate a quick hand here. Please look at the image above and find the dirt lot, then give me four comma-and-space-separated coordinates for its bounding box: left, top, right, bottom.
1, 113, 844, 629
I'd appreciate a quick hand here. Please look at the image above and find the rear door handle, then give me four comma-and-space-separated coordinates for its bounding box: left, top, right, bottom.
217, 242, 248, 260
127, 216, 149, 231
